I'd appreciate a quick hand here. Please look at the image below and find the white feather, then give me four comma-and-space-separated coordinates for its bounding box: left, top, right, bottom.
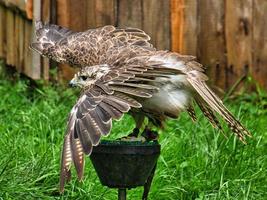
144, 54, 191, 116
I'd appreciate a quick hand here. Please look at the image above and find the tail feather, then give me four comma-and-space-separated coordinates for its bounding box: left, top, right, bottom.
195, 97, 224, 134
188, 74, 251, 142
186, 104, 197, 122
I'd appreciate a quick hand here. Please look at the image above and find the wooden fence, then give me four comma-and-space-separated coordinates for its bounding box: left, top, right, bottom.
0, 0, 267, 90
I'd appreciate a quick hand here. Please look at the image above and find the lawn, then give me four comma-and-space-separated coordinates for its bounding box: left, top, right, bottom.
0, 75, 266, 200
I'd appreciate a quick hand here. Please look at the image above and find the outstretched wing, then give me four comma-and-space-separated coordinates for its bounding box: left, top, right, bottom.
60, 62, 184, 192
30, 22, 154, 68
59, 86, 137, 192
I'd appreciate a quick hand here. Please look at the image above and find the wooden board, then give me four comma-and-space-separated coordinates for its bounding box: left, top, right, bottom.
57, 0, 91, 30
197, 0, 226, 90
14, 13, 20, 70
18, 16, 24, 72
23, 20, 33, 77
171, 0, 197, 55
26, 0, 33, 19
252, 0, 267, 90
117, 0, 142, 28
30, 0, 41, 79
225, 0, 252, 88
86, 0, 117, 28
6, 9, 15, 66
57, 0, 87, 30
56, 0, 69, 28
41, 0, 51, 81
142, 0, 170, 50
68, 0, 87, 31
0, 5, 6, 58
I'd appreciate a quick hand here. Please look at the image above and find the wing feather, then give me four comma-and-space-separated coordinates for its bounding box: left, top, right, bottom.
75, 120, 93, 154
188, 73, 251, 142
70, 132, 84, 181
99, 101, 124, 120
59, 133, 72, 193
109, 86, 153, 98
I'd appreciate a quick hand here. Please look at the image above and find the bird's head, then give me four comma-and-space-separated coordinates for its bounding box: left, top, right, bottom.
69, 64, 110, 88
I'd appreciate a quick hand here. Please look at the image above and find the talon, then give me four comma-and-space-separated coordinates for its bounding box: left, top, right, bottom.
120, 128, 141, 141
142, 128, 159, 141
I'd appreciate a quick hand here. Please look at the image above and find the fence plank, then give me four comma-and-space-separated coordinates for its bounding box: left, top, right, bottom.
25, 0, 33, 19
252, 0, 267, 89
0, 5, 6, 58
142, 0, 170, 50
6, 9, 15, 66
41, 0, 51, 80
14, 13, 20, 70
57, 0, 87, 30
171, 0, 197, 55
30, 0, 41, 79
171, 0, 183, 53
18, 16, 24, 72
56, 0, 69, 27
117, 0, 142, 28
197, 0, 226, 90
23, 20, 33, 77
86, 0, 117, 28
69, 0, 87, 31
225, 0, 252, 89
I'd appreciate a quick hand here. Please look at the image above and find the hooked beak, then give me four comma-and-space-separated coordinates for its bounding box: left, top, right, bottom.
69, 79, 77, 87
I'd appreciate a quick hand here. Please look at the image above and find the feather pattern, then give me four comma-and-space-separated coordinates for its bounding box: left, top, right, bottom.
195, 98, 223, 131
59, 133, 72, 193
186, 104, 197, 122
187, 73, 251, 142
70, 132, 84, 181
31, 22, 251, 193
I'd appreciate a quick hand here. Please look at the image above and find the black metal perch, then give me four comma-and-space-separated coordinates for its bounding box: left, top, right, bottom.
90, 140, 161, 200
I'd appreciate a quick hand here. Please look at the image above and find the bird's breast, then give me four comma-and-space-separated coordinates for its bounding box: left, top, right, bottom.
142, 75, 191, 117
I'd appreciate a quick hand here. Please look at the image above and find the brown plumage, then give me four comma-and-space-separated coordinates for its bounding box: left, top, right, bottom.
30, 21, 251, 192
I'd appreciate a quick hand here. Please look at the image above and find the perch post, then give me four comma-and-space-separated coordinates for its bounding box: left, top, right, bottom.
118, 188, 126, 200
90, 140, 160, 200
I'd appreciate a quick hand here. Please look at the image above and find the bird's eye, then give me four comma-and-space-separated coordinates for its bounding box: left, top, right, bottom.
80, 75, 87, 81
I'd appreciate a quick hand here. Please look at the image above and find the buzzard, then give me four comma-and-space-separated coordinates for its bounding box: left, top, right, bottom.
30, 21, 251, 192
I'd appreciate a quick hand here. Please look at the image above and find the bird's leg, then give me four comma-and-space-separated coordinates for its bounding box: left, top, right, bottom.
127, 127, 140, 138
121, 114, 146, 142
129, 113, 145, 137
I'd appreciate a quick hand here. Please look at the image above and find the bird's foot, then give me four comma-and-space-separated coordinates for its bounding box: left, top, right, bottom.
120, 128, 146, 142
141, 128, 159, 142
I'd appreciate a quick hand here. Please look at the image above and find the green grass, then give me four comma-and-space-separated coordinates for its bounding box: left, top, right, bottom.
0, 78, 266, 200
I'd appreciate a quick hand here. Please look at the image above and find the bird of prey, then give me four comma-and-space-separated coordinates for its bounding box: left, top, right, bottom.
31, 21, 251, 192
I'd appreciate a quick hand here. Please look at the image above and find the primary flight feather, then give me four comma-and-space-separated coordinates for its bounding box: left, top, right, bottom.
30, 21, 251, 192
